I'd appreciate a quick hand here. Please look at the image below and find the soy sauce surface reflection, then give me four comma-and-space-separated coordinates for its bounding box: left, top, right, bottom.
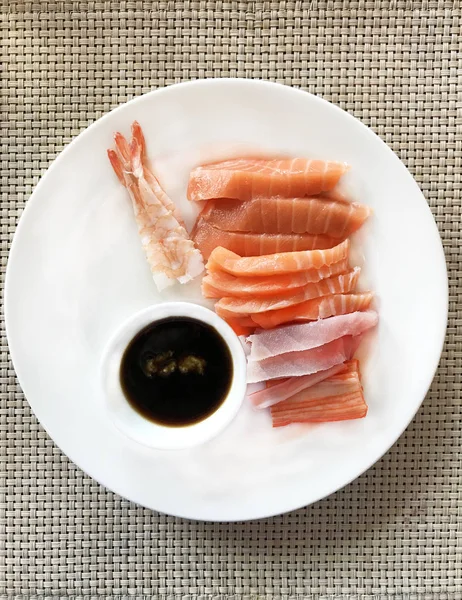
120, 317, 233, 427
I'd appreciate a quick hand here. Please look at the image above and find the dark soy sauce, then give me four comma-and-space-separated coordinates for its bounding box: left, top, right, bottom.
120, 317, 233, 427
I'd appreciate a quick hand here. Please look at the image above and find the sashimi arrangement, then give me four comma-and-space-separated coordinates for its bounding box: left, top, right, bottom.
189, 152, 377, 427
108, 121, 377, 431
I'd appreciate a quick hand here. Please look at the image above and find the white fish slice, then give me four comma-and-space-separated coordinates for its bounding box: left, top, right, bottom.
246, 335, 355, 384
248, 310, 378, 361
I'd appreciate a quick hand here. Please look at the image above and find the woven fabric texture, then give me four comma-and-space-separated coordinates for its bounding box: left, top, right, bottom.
1, 1, 461, 598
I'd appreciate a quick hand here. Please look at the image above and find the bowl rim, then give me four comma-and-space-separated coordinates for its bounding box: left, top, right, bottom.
100, 301, 248, 451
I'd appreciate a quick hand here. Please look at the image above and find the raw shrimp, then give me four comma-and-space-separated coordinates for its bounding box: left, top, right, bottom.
108, 121, 203, 289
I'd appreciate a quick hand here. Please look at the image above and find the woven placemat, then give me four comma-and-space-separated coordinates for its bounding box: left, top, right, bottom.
1, 1, 461, 598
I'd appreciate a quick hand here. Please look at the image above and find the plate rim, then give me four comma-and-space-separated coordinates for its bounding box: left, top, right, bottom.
5, 78, 449, 521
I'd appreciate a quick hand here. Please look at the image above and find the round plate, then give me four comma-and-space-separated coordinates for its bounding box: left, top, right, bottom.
5, 80, 447, 521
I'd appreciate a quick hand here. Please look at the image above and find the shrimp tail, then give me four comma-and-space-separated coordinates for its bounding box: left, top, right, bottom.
131, 121, 147, 157
130, 123, 186, 226
130, 137, 144, 179
114, 131, 132, 166
107, 149, 126, 186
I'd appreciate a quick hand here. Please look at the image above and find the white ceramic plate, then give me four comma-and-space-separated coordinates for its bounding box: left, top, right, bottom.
5, 79, 447, 521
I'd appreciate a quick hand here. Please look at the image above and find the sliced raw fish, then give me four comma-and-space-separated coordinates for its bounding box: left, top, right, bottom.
248, 311, 378, 360
202, 279, 226, 299
192, 221, 334, 259
225, 317, 255, 336
286, 369, 362, 402
233, 316, 256, 327
252, 292, 374, 329
246, 335, 355, 384
248, 363, 347, 409
239, 335, 251, 355
264, 359, 359, 388
187, 158, 349, 201
215, 269, 360, 317
265, 359, 359, 390
202, 259, 349, 298
207, 239, 349, 277
271, 393, 367, 426
270, 365, 367, 426
200, 197, 371, 238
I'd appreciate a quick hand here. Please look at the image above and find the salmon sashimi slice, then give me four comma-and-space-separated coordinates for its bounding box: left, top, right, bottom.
200, 197, 371, 238
192, 221, 335, 259
270, 366, 367, 426
224, 317, 256, 336
187, 158, 350, 202
248, 311, 378, 360
246, 335, 356, 384
202, 259, 349, 298
232, 316, 256, 328
214, 268, 360, 317
248, 363, 348, 409
201, 279, 227, 299
207, 239, 349, 277
251, 292, 374, 329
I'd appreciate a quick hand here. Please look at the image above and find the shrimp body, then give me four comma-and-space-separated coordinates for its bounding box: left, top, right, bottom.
107, 122, 204, 288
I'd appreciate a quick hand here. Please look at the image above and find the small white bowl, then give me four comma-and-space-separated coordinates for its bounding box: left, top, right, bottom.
100, 302, 247, 450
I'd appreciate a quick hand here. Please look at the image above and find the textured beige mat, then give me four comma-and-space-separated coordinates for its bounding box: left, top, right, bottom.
1, 1, 461, 598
